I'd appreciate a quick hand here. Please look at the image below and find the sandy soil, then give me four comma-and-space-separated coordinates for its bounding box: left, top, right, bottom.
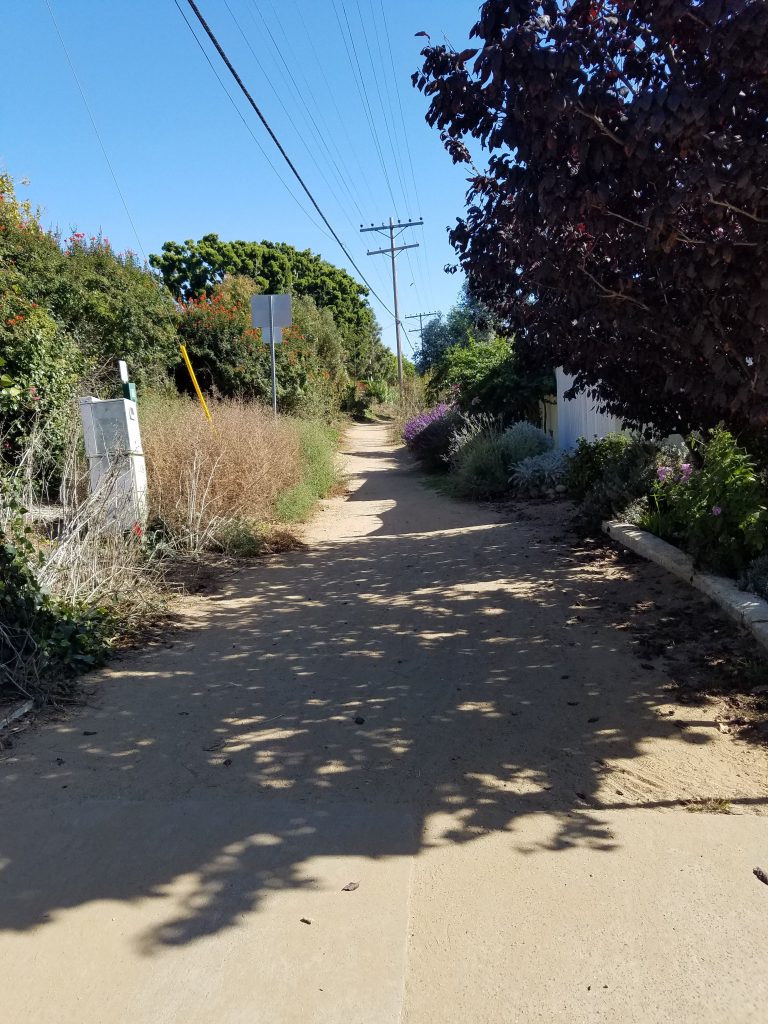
1, 421, 767, 1024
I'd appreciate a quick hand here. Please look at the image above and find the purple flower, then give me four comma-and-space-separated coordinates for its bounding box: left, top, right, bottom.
657, 466, 673, 482
403, 404, 452, 443
679, 463, 692, 482
711, 505, 722, 517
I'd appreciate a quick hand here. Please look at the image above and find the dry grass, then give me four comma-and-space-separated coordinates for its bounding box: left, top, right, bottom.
380, 376, 431, 444
2, 417, 161, 621
1, 420, 164, 703
141, 396, 305, 552
685, 798, 732, 814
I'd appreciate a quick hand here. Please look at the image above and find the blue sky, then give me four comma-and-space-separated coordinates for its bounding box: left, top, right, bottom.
0, 0, 479, 354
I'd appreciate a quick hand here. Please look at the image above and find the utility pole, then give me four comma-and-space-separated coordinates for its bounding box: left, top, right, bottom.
405, 311, 439, 349
361, 217, 423, 393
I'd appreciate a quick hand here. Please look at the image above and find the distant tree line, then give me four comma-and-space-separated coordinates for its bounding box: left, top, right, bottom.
0, 174, 397, 476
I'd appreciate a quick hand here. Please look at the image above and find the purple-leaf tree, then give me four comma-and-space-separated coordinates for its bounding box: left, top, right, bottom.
414, 1, 768, 440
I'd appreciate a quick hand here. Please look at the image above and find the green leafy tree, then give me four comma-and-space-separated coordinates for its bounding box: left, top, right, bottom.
150, 233, 387, 381
428, 334, 553, 424
0, 173, 178, 474
415, 285, 497, 373
53, 234, 178, 391
0, 176, 83, 469
175, 274, 351, 417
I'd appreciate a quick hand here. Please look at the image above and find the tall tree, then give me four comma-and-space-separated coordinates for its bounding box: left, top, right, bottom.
150, 234, 386, 380
415, 284, 498, 373
415, 1, 768, 438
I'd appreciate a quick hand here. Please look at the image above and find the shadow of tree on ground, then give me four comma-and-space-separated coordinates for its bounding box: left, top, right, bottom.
1, 435, 766, 954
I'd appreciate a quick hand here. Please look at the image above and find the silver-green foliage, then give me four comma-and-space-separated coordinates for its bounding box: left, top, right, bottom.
511, 450, 568, 497
498, 421, 552, 467
449, 420, 552, 499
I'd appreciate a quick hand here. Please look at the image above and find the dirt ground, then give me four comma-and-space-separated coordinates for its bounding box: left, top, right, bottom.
1, 421, 767, 1024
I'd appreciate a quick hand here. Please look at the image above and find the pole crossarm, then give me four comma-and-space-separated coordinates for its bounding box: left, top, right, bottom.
366, 243, 419, 256
360, 219, 424, 233
405, 311, 440, 345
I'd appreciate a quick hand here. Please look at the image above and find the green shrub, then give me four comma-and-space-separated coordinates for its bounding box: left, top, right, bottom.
511, 450, 568, 497
0, 480, 111, 701
740, 554, 768, 602
642, 427, 768, 576
498, 421, 552, 467
273, 420, 339, 522
450, 434, 510, 499
448, 420, 552, 500
213, 517, 265, 557
427, 333, 554, 423
341, 380, 385, 421
575, 436, 658, 528
445, 413, 499, 469
566, 433, 633, 502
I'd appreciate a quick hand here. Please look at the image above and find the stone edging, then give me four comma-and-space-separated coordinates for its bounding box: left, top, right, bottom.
602, 520, 768, 653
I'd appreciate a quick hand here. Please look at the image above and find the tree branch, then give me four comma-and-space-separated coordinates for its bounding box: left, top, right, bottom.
709, 198, 768, 224
579, 266, 651, 311
574, 106, 624, 146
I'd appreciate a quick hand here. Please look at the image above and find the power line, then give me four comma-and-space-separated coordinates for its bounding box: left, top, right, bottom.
354, 0, 410, 215
240, 0, 367, 229
405, 311, 439, 348
376, 0, 436, 310
174, 1, 332, 241
263, 0, 373, 227
336, 0, 429, 322
287, 0, 394, 307
356, 0, 428, 314
178, 0, 397, 321
218, 0, 351, 226
290, 0, 379, 215
332, 0, 399, 215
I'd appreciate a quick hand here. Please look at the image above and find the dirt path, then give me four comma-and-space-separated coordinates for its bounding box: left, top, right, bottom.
2, 422, 767, 1023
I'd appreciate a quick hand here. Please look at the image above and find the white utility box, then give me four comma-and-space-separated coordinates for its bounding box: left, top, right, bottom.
78, 397, 148, 533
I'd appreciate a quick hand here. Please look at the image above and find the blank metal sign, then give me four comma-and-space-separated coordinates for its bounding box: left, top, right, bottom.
250, 294, 292, 337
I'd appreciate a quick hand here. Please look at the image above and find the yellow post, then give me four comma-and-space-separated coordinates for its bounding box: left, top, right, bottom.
179, 344, 213, 423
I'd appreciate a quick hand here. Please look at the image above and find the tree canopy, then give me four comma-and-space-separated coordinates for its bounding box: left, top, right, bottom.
415, 0, 768, 438
415, 285, 498, 373
150, 234, 387, 380
0, 174, 177, 470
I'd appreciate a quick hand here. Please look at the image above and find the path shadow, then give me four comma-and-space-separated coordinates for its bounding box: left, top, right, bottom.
1, 430, 765, 953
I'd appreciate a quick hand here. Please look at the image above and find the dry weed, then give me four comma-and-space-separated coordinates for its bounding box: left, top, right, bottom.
141, 397, 304, 551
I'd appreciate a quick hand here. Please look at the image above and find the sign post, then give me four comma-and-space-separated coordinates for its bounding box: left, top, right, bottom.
250, 294, 292, 416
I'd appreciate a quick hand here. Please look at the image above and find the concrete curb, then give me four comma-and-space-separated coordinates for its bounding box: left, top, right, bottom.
603, 520, 768, 653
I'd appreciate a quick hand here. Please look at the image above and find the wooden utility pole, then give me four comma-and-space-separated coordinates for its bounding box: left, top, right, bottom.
361, 218, 423, 393
405, 311, 439, 349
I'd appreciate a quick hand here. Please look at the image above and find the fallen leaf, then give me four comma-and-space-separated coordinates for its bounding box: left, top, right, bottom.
341, 881, 360, 892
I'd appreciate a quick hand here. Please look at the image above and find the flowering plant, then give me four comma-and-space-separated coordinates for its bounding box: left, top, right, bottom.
641, 427, 768, 576
403, 404, 452, 444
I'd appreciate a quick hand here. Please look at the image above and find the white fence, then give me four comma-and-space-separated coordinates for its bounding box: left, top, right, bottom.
554, 368, 623, 451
